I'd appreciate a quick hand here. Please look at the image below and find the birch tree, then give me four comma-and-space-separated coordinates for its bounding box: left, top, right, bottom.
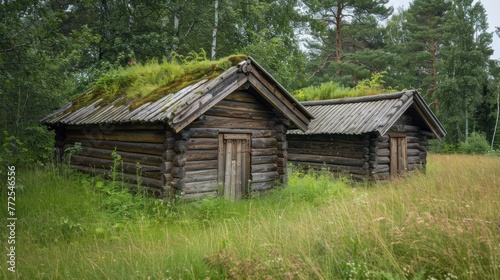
437, 0, 492, 143
211, 0, 219, 60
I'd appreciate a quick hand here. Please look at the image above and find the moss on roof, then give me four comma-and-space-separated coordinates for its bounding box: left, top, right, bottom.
71, 54, 248, 111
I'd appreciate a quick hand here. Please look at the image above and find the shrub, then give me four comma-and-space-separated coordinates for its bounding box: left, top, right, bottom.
458, 132, 490, 154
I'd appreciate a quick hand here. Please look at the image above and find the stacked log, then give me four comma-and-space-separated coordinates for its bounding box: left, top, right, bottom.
374, 115, 429, 178
161, 130, 175, 196
389, 118, 428, 172
369, 134, 390, 180
63, 124, 165, 195
179, 128, 219, 199
250, 130, 278, 193
276, 124, 288, 185
287, 133, 371, 180
288, 113, 432, 181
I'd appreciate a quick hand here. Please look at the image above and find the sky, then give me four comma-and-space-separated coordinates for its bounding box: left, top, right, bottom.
387, 0, 500, 60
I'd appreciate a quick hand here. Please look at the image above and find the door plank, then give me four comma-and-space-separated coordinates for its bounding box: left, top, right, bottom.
235, 140, 243, 199
224, 140, 233, 199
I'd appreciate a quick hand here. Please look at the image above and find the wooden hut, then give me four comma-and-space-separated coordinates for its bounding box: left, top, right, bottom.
41, 56, 313, 199
287, 90, 446, 180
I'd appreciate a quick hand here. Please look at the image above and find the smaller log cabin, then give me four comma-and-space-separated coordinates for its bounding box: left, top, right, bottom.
41, 56, 313, 199
287, 90, 446, 180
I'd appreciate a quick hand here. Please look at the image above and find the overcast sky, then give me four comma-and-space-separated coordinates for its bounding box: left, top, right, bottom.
387, 0, 500, 60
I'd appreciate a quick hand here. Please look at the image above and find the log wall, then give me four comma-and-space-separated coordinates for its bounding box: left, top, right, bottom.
177, 89, 284, 199
288, 114, 431, 181
287, 133, 371, 180
368, 134, 390, 180
61, 123, 166, 196
371, 114, 429, 180
58, 89, 291, 199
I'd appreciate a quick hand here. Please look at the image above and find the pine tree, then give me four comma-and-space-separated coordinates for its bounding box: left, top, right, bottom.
303, 0, 392, 85
402, 0, 451, 111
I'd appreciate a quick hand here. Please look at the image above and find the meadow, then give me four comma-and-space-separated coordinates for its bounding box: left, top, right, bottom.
1, 154, 498, 279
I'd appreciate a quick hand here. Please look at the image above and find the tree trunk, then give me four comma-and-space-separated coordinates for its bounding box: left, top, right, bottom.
465, 102, 469, 141
335, 0, 344, 77
211, 0, 219, 60
491, 88, 499, 150
429, 37, 439, 112
173, 13, 179, 52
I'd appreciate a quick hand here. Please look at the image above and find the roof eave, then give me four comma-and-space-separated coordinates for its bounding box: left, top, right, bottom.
248, 57, 314, 123
412, 92, 447, 141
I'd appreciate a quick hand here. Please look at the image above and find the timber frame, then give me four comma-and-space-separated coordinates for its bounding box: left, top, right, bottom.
41, 57, 313, 199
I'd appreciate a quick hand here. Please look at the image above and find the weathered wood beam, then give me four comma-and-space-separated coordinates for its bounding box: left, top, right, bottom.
71, 146, 162, 166
288, 153, 366, 167
184, 169, 218, 184
70, 164, 163, 189
185, 150, 218, 161
69, 139, 164, 156
252, 171, 278, 183
65, 130, 165, 143
251, 155, 278, 165
193, 115, 274, 130
251, 163, 277, 173
71, 155, 161, 180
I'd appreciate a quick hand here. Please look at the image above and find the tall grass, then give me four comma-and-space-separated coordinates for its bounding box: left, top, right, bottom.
1, 154, 498, 279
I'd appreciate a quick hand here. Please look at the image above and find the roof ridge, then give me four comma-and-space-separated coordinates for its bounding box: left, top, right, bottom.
300, 90, 416, 106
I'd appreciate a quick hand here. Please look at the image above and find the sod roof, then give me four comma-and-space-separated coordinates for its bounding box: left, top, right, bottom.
41, 56, 313, 132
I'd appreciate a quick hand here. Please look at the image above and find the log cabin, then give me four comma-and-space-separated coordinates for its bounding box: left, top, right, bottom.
41, 56, 313, 199
287, 90, 446, 180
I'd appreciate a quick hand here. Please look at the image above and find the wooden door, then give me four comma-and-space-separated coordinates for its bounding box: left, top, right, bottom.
389, 136, 407, 177
218, 134, 251, 199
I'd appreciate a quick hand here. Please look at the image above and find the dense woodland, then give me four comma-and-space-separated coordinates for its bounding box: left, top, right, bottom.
1, 0, 499, 166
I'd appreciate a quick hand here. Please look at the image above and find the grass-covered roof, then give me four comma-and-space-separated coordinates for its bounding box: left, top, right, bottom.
72, 55, 248, 111
292, 72, 398, 101
41, 54, 313, 131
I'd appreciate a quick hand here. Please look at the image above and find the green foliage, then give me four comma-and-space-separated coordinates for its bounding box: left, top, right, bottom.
0, 131, 28, 168
458, 132, 491, 154
293, 81, 349, 101
2, 0, 499, 164
294, 72, 392, 101
303, 0, 393, 85
241, 29, 309, 91
434, 0, 492, 144
275, 165, 348, 205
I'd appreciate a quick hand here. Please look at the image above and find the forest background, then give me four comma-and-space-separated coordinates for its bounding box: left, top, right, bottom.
1, 0, 500, 166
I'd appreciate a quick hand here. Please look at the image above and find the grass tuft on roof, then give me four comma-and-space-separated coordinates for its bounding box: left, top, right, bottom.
293, 72, 398, 101
71, 54, 248, 111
